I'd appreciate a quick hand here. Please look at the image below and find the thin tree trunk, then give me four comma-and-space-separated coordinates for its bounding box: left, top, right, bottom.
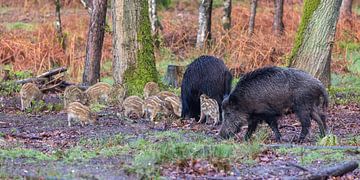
248, 0, 257, 36
196, 0, 213, 49
54, 0, 65, 50
222, 0, 231, 30
148, 0, 162, 48
341, 0, 353, 16
273, 0, 284, 35
290, 0, 342, 87
82, 0, 107, 86
112, 0, 158, 95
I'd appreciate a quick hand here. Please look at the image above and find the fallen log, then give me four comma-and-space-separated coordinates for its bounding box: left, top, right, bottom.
305, 161, 358, 179
265, 144, 360, 151
36, 66, 67, 78
15, 77, 48, 84
15, 67, 67, 85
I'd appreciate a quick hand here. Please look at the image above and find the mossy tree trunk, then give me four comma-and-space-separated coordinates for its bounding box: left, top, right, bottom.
196, 0, 213, 49
222, 0, 231, 30
82, 0, 107, 86
248, 0, 257, 36
289, 0, 342, 87
273, 0, 284, 35
112, 0, 159, 95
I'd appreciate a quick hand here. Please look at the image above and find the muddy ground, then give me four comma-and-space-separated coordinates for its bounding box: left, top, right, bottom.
0, 94, 359, 179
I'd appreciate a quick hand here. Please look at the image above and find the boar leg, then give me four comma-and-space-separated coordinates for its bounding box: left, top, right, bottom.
311, 107, 326, 138
244, 118, 259, 141
295, 109, 311, 142
264, 116, 282, 142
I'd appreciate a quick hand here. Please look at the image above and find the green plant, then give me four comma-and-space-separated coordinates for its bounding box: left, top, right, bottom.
5, 22, 36, 31
89, 103, 106, 113
345, 135, 360, 146
26, 100, 46, 113
318, 134, 339, 146
0, 81, 21, 96
0, 148, 55, 163
60, 147, 97, 163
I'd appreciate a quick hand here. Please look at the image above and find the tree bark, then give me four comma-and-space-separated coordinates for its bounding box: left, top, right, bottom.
222, 0, 231, 30
248, 0, 258, 36
112, 0, 159, 95
196, 0, 213, 49
54, 0, 65, 50
148, 0, 162, 35
82, 0, 107, 86
341, 0, 353, 17
289, 0, 342, 87
273, 0, 284, 35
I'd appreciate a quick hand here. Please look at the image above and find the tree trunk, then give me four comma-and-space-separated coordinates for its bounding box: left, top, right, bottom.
273, 0, 284, 35
196, 0, 213, 49
148, 0, 162, 48
248, 0, 257, 36
82, 0, 107, 86
112, 0, 159, 95
54, 0, 66, 50
341, 0, 353, 16
164, 65, 186, 88
289, 0, 342, 87
222, 0, 231, 30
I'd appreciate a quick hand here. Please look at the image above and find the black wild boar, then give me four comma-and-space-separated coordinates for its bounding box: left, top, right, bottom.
219, 66, 328, 142
181, 55, 233, 121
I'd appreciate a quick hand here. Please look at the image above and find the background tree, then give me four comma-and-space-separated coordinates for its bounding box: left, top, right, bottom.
54, 0, 66, 50
273, 0, 284, 35
289, 0, 342, 87
112, 0, 159, 95
148, 0, 163, 48
196, 0, 213, 48
82, 0, 107, 86
248, 0, 257, 35
222, 0, 231, 30
341, 0, 353, 17
80, 0, 93, 14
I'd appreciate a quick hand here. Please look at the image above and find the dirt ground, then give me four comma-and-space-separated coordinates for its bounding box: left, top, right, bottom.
0, 94, 359, 179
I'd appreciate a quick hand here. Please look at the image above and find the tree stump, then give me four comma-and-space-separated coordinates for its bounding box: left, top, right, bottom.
164, 65, 186, 88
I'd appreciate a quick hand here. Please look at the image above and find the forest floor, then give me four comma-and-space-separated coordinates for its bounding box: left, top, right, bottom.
0, 94, 359, 179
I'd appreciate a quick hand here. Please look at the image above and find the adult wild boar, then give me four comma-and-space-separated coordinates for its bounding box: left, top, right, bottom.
219, 66, 328, 142
181, 55, 233, 122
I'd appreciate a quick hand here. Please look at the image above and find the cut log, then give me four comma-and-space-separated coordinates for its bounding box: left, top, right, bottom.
164, 65, 186, 88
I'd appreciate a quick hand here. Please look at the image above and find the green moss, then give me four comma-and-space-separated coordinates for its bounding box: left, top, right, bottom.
124, 1, 159, 96
288, 0, 321, 65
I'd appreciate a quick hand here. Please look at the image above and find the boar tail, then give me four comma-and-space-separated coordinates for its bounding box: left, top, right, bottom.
321, 87, 329, 110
